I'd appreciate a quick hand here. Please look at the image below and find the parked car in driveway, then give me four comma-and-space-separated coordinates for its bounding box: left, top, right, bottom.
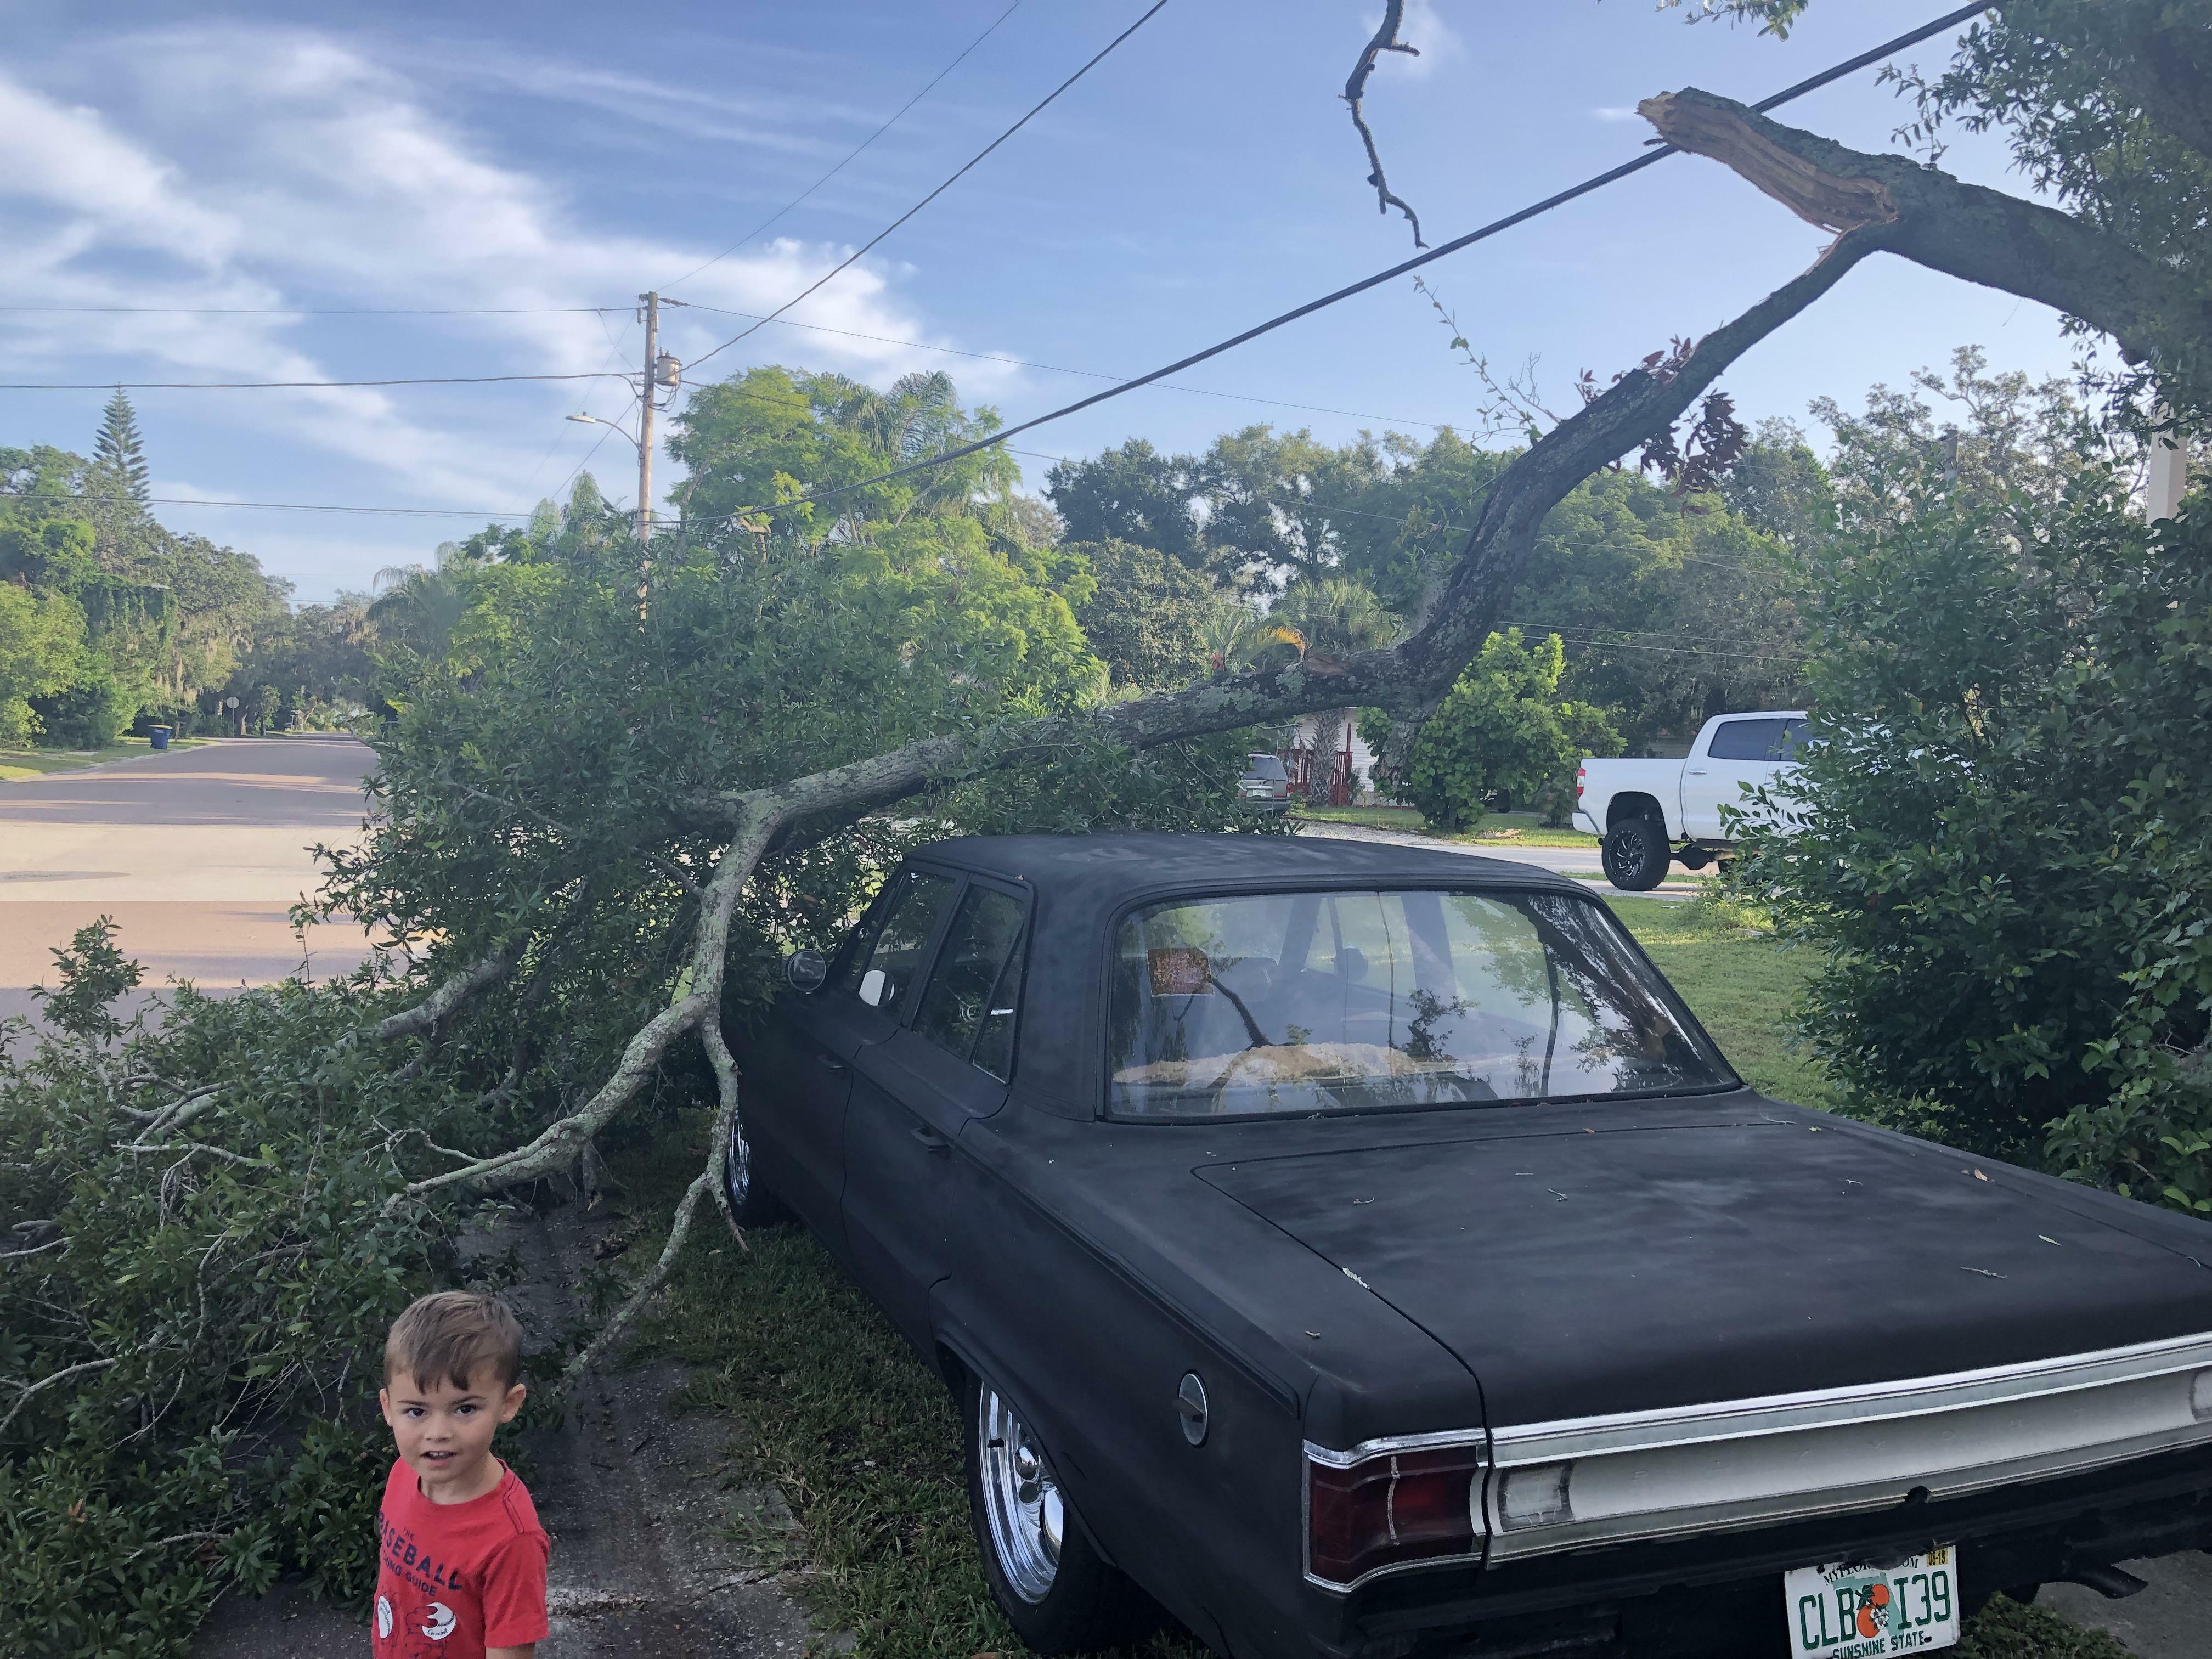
725, 833, 2212, 1658
1239, 752, 1293, 811
1576, 709, 1811, 890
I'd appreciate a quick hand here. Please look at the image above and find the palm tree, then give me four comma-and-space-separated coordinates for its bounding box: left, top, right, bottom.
1263, 578, 1400, 803
368, 543, 474, 659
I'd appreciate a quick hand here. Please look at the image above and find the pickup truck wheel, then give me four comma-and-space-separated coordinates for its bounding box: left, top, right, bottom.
964, 1371, 1155, 1652
1601, 816, 1671, 892
720, 1104, 788, 1228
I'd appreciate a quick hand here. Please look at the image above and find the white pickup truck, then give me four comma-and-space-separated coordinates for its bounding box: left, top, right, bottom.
1573, 710, 1810, 890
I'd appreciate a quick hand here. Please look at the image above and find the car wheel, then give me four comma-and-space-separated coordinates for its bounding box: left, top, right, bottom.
1601, 816, 1671, 891
720, 1102, 787, 1228
963, 1370, 1155, 1653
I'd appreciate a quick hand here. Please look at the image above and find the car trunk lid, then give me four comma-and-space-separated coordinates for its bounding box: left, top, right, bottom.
1195, 1112, 2212, 1426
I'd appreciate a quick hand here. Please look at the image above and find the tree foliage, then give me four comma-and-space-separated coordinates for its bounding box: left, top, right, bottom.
0, 934, 506, 1659
1068, 537, 1223, 690
1726, 377, 2212, 1210
0, 436, 324, 742
316, 370, 1266, 1114
1390, 628, 1622, 830
91, 390, 150, 509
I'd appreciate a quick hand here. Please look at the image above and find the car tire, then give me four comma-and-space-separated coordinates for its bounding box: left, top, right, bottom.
1601, 816, 1671, 891
962, 1369, 1156, 1654
720, 1100, 788, 1228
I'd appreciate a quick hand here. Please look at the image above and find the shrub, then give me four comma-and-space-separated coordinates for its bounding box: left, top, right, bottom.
1395, 629, 1620, 831
0, 928, 505, 1657
1726, 449, 2212, 1205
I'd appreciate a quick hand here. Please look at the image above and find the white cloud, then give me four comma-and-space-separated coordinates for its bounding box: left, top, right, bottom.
0, 79, 238, 265
0, 22, 1030, 591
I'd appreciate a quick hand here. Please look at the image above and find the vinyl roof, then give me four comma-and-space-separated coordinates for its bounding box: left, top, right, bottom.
912, 831, 1581, 896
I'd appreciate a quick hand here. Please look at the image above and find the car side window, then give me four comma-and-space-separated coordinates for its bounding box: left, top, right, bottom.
913, 886, 1028, 1080
829, 870, 956, 1012
1706, 718, 1791, 761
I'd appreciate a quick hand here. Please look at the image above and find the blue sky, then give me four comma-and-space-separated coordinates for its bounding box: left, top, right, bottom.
0, 1, 2069, 601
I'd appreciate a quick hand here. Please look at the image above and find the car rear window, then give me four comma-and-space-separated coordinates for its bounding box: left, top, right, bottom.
1107, 889, 1732, 1119
1245, 755, 1289, 781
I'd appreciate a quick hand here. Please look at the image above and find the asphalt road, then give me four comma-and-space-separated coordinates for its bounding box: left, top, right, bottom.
0, 735, 379, 1032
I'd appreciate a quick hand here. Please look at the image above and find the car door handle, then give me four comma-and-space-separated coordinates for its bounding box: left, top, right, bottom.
815, 1053, 849, 1074
910, 1124, 952, 1156
1686, 768, 1708, 776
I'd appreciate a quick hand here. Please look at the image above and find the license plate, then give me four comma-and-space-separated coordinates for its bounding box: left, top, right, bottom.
1783, 1548, 1960, 1656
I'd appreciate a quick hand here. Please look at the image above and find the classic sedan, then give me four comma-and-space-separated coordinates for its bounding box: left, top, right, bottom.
723, 833, 2212, 1659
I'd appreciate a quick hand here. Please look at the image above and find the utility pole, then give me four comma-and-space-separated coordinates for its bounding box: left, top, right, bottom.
637, 291, 660, 541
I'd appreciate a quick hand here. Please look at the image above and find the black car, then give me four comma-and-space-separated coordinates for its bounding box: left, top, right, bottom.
724, 833, 2212, 1659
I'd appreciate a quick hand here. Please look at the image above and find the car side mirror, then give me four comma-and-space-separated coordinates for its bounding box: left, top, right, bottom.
785, 949, 829, 992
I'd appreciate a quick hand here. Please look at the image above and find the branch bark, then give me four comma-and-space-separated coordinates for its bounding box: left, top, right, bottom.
1343, 0, 1426, 248
1641, 88, 2212, 390
374, 945, 517, 1043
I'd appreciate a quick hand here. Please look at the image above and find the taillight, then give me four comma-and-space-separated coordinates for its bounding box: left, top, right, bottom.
1576, 765, 1587, 800
1307, 1444, 1483, 1588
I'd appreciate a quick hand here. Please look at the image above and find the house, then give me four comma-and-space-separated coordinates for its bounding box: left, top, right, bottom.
1280, 713, 1380, 805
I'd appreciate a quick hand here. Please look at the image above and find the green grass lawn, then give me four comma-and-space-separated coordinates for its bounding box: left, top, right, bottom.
1292, 802, 1598, 849
635, 907, 2129, 1659
0, 734, 212, 780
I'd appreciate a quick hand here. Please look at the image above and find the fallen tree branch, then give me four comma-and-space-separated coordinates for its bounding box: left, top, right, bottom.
0, 1349, 143, 1436
392, 803, 787, 1206
120, 1142, 268, 1169
1641, 88, 2212, 393
561, 1156, 717, 1386
1343, 0, 1426, 247
379, 191, 1898, 1383
557, 1022, 749, 1383
700, 1014, 748, 1245
373, 945, 518, 1043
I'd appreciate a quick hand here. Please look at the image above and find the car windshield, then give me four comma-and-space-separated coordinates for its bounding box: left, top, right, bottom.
1107, 889, 1733, 1119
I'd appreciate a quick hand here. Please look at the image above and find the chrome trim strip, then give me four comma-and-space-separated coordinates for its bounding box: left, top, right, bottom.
1304, 1429, 1492, 1470
1486, 1331, 2212, 1469
1300, 1331, 2212, 1583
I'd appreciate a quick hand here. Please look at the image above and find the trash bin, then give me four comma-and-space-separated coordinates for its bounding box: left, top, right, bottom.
149, 726, 171, 752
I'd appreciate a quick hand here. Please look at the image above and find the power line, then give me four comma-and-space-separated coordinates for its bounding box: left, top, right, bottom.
0, 304, 615, 316
8, 492, 537, 520
684, 0, 1172, 377
667, 303, 1465, 430
0, 371, 636, 392
658, 2, 1023, 293
696, 2, 1990, 526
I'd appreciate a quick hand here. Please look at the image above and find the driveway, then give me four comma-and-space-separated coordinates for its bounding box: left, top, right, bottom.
0, 735, 379, 1032
1294, 817, 1709, 898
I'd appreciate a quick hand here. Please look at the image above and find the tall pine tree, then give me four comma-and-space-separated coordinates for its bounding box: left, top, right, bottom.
93, 387, 150, 506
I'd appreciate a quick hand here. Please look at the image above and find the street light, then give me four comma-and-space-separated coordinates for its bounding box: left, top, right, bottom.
566, 411, 641, 454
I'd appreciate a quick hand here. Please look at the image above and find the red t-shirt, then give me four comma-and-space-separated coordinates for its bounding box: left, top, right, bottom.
374, 1459, 549, 1657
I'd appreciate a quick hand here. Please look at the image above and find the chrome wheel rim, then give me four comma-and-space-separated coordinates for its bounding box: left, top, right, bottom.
723, 1111, 753, 1212
979, 1385, 1063, 1603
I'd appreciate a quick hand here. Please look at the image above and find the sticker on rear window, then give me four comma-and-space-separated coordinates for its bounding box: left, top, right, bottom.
1148, 947, 1214, 996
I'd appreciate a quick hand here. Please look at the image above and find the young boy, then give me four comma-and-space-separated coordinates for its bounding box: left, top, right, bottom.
375, 1291, 549, 1659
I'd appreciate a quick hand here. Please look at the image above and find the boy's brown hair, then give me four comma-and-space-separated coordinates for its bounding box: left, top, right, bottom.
384, 1291, 526, 1392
